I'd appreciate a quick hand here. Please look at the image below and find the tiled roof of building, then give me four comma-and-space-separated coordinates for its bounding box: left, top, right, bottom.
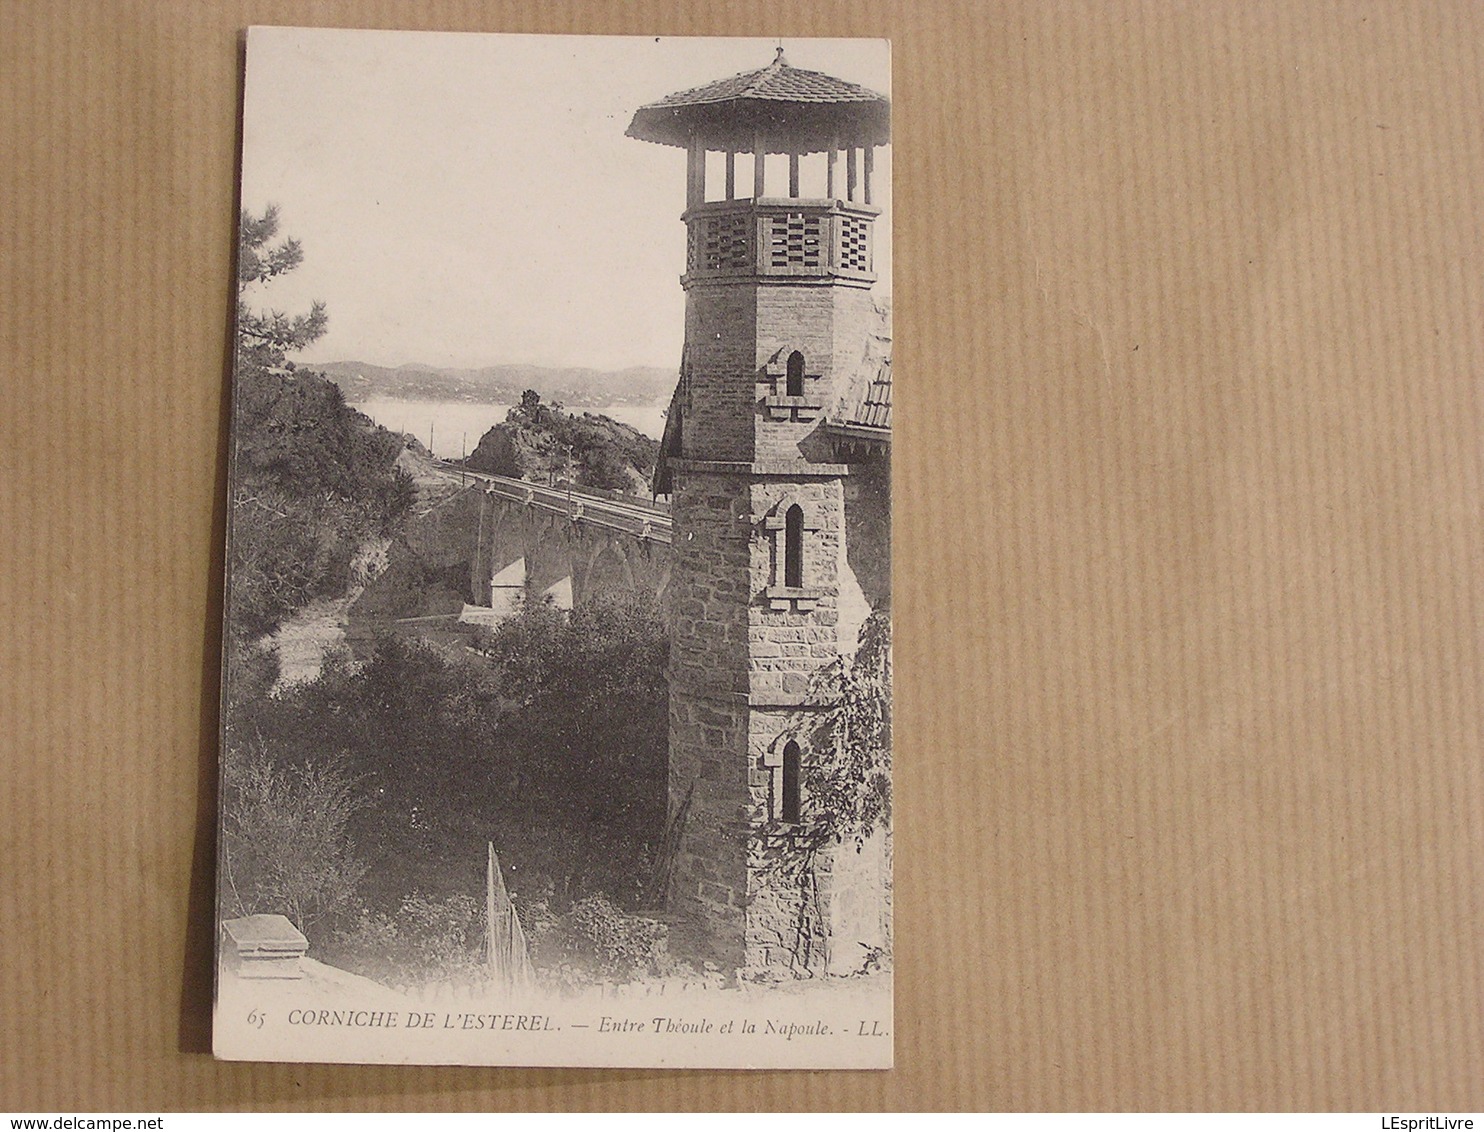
837, 356, 893, 432
627, 49, 890, 152
825, 302, 892, 445
646, 49, 886, 110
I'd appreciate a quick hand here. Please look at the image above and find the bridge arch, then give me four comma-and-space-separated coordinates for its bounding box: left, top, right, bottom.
465, 473, 673, 624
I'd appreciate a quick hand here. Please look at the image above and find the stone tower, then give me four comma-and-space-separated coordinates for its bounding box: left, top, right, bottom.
628, 50, 891, 976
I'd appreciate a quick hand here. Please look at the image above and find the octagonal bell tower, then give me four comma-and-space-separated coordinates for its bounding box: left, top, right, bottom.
629, 49, 890, 975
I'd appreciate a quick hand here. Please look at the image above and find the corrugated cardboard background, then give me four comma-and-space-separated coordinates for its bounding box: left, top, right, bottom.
3, 0, 1482, 1111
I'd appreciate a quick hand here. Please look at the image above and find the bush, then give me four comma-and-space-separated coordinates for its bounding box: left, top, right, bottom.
479, 593, 669, 834
330, 892, 487, 990
223, 593, 671, 984
228, 207, 414, 643
524, 894, 679, 988
220, 746, 367, 934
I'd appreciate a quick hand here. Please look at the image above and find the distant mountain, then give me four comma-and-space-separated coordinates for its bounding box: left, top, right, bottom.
312, 360, 675, 408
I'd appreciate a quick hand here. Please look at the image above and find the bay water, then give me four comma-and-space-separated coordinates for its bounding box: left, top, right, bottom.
352, 396, 668, 459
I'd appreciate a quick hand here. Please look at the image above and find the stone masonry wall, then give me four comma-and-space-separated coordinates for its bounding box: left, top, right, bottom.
744, 705, 824, 973
671, 267, 887, 977
752, 284, 878, 464
684, 280, 878, 467
742, 475, 845, 973
747, 476, 844, 703
666, 472, 752, 967
815, 826, 891, 976
752, 286, 838, 464
683, 286, 758, 462
668, 469, 854, 975
827, 286, 883, 420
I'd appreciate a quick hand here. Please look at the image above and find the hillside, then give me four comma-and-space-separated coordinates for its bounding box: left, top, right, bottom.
316, 359, 673, 407
466, 391, 658, 494
228, 365, 416, 642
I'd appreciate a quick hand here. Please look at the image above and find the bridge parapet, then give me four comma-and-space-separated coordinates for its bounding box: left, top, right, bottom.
450, 464, 673, 545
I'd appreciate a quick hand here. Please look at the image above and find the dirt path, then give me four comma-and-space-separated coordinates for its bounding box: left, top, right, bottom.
267, 537, 392, 692
267, 595, 352, 691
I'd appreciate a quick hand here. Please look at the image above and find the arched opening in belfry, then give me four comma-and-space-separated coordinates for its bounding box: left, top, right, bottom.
784, 504, 804, 588
786, 350, 806, 397
782, 741, 802, 824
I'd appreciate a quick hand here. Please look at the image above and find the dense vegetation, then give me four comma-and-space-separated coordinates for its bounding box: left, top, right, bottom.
227, 206, 414, 642
221, 209, 677, 990
222, 594, 672, 988
466, 389, 658, 492
228, 371, 415, 640
764, 611, 894, 975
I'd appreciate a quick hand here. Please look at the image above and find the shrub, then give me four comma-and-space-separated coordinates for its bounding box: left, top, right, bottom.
524, 894, 677, 988
220, 746, 367, 934
330, 892, 486, 990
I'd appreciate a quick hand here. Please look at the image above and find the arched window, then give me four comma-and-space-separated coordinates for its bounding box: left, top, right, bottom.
786, 350, 806, 397
782, 741, 802, 823
784, 504, 804, 588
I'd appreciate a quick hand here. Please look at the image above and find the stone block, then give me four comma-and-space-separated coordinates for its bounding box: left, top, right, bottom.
220, 914, 307, 980
694, 705, 737, 729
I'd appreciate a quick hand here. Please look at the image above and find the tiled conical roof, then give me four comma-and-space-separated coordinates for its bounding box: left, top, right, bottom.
627, 48, 890, 153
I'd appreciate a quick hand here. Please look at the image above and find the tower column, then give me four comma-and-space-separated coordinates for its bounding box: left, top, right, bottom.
627, 48, 890, 978
687, 134, 705, 209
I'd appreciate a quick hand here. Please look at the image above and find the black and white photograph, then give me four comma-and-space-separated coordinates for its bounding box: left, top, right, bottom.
214, 28, 893, 1068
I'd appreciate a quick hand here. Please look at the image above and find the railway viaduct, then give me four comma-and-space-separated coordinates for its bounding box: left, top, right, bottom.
457, 466, 673, 621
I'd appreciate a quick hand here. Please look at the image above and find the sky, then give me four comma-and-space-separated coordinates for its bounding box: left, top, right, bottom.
240, 29, 892, 372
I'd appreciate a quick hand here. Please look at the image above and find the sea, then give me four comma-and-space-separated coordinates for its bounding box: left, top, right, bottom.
351, 397, 668, 459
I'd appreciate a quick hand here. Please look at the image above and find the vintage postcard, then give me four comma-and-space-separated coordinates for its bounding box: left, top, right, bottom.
215, 27, 892, 1068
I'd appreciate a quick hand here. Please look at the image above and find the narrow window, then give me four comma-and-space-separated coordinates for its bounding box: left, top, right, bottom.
786, 350, 806, 397
782, 741, 802, 823
784, 504, 804, 588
